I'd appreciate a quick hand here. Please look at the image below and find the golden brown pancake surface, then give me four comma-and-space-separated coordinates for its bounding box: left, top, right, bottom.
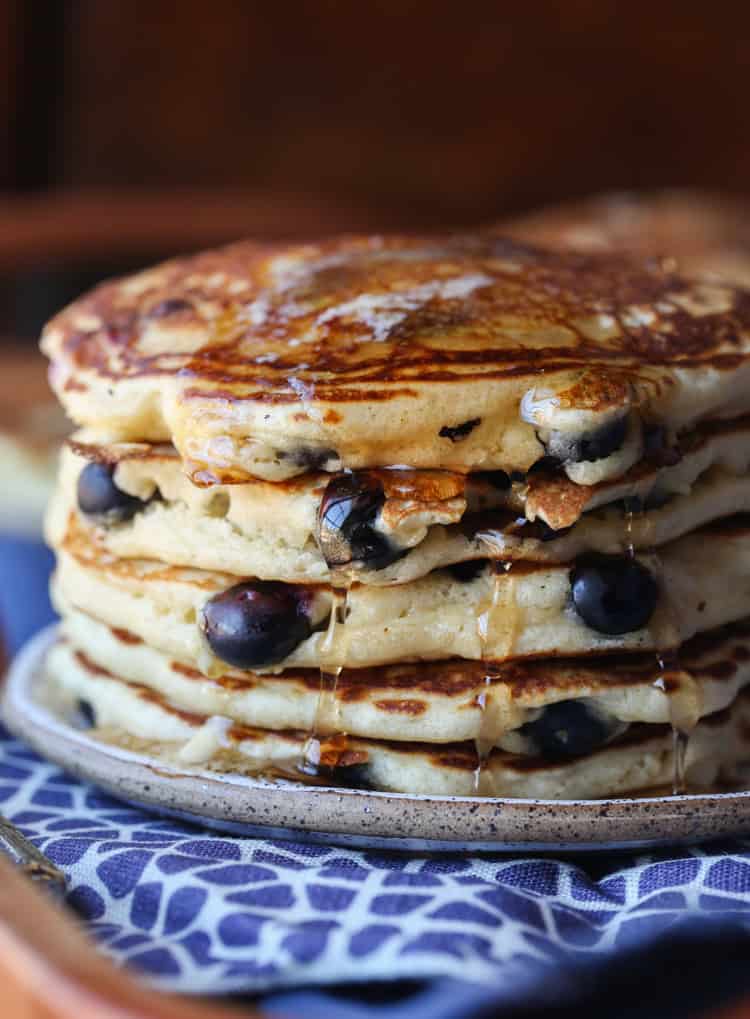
42, 233, 750, 483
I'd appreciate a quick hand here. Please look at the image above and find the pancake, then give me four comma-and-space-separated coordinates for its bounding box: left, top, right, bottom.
51, 511, 750, 673
504, 190, 750, 287
48, 416, 750, 584
41, 234, 750, 485
44, 638, 750, 798
60, 608, 750, 748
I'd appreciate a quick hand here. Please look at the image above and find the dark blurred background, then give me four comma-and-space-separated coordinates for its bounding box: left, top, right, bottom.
3, 1, 750, 337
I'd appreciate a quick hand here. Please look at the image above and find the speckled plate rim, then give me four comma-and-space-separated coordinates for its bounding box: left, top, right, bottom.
5, 625, 750, 853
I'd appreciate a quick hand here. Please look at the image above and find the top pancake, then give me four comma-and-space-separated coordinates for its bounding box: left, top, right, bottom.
42, 233, 750, 483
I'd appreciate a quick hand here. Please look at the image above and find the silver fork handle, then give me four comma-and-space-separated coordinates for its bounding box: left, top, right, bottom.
0, 816, 67, 895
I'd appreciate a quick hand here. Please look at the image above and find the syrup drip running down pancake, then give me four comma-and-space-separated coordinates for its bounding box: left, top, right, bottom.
42, 234, 750, 484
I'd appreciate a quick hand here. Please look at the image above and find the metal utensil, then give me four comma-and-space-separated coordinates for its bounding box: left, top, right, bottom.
0, 814, 67, 896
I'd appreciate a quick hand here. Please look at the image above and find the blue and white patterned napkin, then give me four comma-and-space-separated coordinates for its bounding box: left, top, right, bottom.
3, 725, 750, 998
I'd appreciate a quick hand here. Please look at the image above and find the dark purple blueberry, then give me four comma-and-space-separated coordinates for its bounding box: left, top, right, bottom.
643, 424, 681, 467
570, 553, 658, 635
282, 446, 338, 471
543, 413, 628, 464
526, 456, 561, 476
621, 495, 645, 513
439, 417, 481, 442
519, 700, 625, 759
537, 521, 572, 542
447, 559, 487, 582
482, 470, 512, 490
644, 423, 668, 456
76, 699, 95, 729
201, 581, 313, 668
147, 298, 193, 318
317, 472, 403, 570
332, 763, 374, 790
621, 489, 671, 514
315, 763, 375, 790
77, 463, 144, 522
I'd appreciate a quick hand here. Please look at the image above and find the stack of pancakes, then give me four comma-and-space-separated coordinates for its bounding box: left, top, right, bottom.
40, 228, 750, 798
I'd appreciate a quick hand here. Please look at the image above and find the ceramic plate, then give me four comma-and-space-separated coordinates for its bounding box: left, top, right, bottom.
5, 626, 750, 853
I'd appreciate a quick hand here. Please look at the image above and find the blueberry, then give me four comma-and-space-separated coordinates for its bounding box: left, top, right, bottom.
543, 414, 628, 464
537, 521, 572, 542
201, 581, 313, 669
570, 553, 658, 635
482, 470, 512, 490
147, 297, 193, 318
621, 495, 645, 513
282, 446, 338, 471
643, 423, 681, 467
319, 763, 374, 790
447, 559, 487, 582
317, 472, 403, 570
621, 490, 670, 513
519, 700, 625, 760
644, 423, 668, 456
77, 462, 145, 522
439, 417, 481, 442
76, 699, 95, 729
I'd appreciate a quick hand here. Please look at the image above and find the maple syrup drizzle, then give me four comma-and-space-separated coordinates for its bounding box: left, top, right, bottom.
472, 673, 496, 793
300, 588, 349, 776
672, 728, 690, 794
623, 497, 658, 559
651, 573, 701, 794
653, 652, 701, 794
473, 546, 518, 792
624, 506, 636, 559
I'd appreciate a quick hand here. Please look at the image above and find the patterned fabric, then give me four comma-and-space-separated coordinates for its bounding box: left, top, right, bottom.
3, 726, 750, 997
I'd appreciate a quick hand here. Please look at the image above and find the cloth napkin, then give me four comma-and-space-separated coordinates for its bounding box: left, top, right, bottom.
4, 722, 750, 1005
